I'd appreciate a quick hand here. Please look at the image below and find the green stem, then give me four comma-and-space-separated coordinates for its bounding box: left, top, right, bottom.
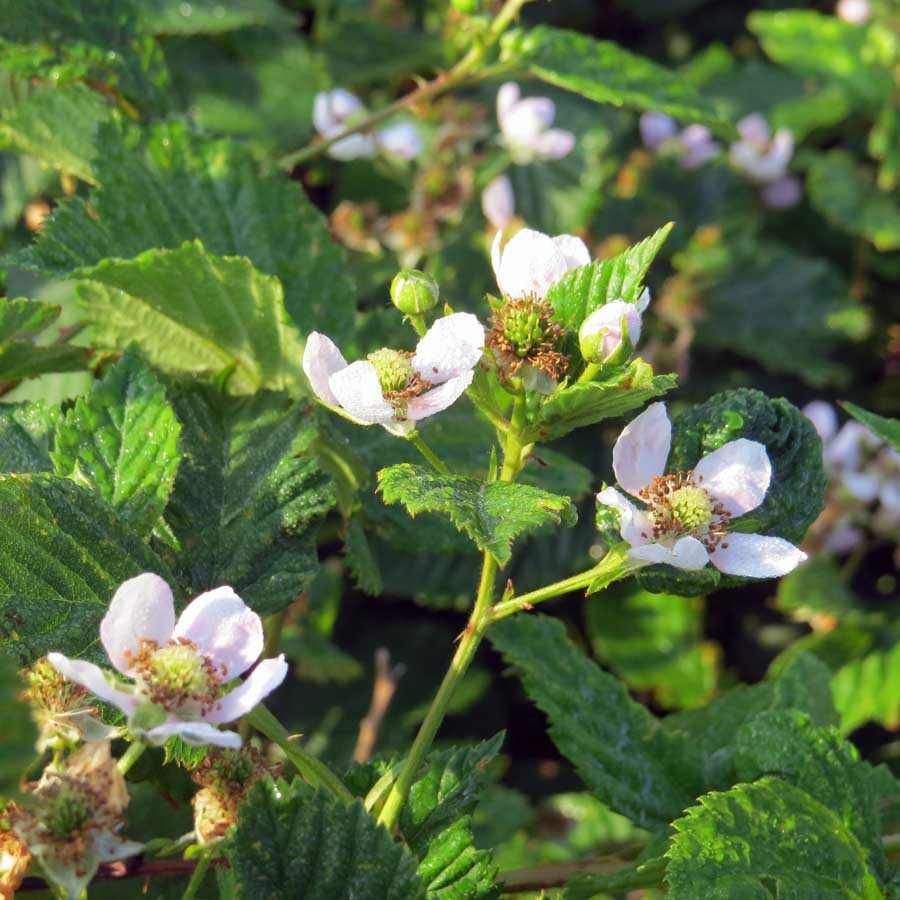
180, 850, 212, 900
246, 705, 353, 802
407, 430, 450, 475
407, 314, 427, 337
577, 362, 602, 384
117, 740, 146, 775
276, 0, 531, 170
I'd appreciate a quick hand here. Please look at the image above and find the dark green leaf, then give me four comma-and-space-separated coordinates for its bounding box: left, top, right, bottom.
843, 402, 900, 452
0, 297, 60, 342
343, 516, 384, 596
666, 777, 883, 899
0, 473, 168, 663
166, 388, 334, 616
376, 464, 576, 567
76, 242, 305, 396
51, 349, 181, 536
0, 655, 36, 800
228, 778, 425, 900
0, 401, 59, 473
140, 0, 293, 35
501, 26, 727, 130
0, 342, 88, 381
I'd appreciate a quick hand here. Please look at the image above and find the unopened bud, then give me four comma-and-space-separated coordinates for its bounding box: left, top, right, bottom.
578, 300, 642, 365
451, 0, 483, 12
390, 269, 440, 315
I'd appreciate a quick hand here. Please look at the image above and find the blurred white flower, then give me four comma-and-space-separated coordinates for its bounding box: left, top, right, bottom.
761, 175, 803, 210
640, 113, 720, 170
730, 113, 796, 185
598, 402, 806, 576
578, 289, 650, 364
639, 112, 679, 150
497, 82, 575, 164
491, 227, 590, 300
837, 0, 871, 23
377, 121, 424, 160
304, 313, 485, 435
482, 174, 515, 230
49, 574, 287, 749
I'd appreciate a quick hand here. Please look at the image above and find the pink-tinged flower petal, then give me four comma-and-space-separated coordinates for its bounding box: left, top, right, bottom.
761, 175, 802, 209
825, 421, 869, 470
694, 438, 771, 517
535, 128, 576, 160
803, 400, 838, 443
144, 719, 242, 748
377, 122, 423, 160
709, 532, 806, 577
494, 228, 569, 299
581, 300, 642, 359
636, 287, 651, 313
47, 654, 139, 715
613, 402, 671, 497
737, 113, 770, 147
205, 656, 289, 724
629, 536, 709, 570
329, 360, 396, 425
640, 112, 678, 150
496, 82, 520, 126
824, 524, 864, 554
412, 312, 485, 383
406, 373, 474, 421
173, 586, 263, 678
502, 99, 556, 153
551, 234, 591, 271
313, 88, 365, 135
679, 125, 720, 169
100, 573, 175, 674
302, 332, 348, 407
596, 487, 653, 546
490, 229, 505, 287
482, 175, 515, 229
837, 0, 870, 23
880, 479, 900, 512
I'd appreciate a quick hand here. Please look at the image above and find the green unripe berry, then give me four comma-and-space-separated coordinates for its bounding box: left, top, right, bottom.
451, 0, 483, 12
670, 486, 714, 530
502, 305, 546, 357
43, 784, 92, 838
367, 348, 414, 394
390, 269, 440, 315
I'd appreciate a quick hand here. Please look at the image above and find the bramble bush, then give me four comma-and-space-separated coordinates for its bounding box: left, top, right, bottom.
0, 0, 898, 897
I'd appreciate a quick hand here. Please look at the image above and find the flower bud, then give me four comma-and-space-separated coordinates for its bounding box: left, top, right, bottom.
578, 300, 642, 365
390, 269, 440, 315
451, 0, 483, 12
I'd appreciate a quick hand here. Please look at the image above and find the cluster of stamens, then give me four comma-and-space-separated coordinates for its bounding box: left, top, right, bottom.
23, 658, 90, 714
367, 348, 432, 411
637, 471, 732, 551
486, 296, 568, 381
126, 638, 223, 715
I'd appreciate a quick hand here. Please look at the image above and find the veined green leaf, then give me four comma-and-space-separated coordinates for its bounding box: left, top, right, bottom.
842, 402, 900, 452
166, 388, 334, 616
376, 464, 576, 567
500, 27, 727, 130
0, 297, 61, 342
51, 349, 181, 536
0, 401, 59, 473
0, 656, 36, 801
76, 242, 305, 396
228, 778, 425, 900
0, 473, 168, 663
666, 777, 884, 899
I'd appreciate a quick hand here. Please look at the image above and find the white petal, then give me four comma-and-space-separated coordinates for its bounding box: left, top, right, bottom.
314, 89, 359, 134
880, 479, 900, 512
144, 718, 242, 748
679, 125, 720, 169
596, 486, 653, 546
709, 532, 806, 577
490, 229, 505, 287
92, 835, 144, 865
34, 850, 98, 900
406, 373, 473, 421
412, 312, 485, 382
843, 471, 881, 502
551, 234, 591, 271
535, 128, 575, 160
837, 0, 870, 23
329, 360, 396, 425
47, 654, 138, 715
482, 175, 515, 229
629, 536, 709, 570
328, 133, 378, 161
377, 122, 423, 160
761, 175, 802, 209
383, 419, 416, 437
694, 439, 771, 517
737, 113, 770, 147
496, 82, 521, 127
636, 287, 651, 313
825, 421, 868, 470
580, 300, 642, 359
803, 400, 838, 443
613, 402, 671, 497
173, 586, 263, 678
495, 228, 570, 299
520, 364, 557, 394
302, 332, 348, 407
205, 656, 289, 724
639, 112, 678, 150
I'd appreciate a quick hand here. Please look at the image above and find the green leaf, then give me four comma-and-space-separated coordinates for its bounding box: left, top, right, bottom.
666, 777, 883, 899
50, 349, 181, 536
166, 388, 334, 616
832, 645, 900, 735
546, 224, 673, 331
140, 0, 293, 35
0, 473, 168, 663
343, 516, 384, 596
376, 464, 576, 567
808, 151, 900, 253
528, 359, 677, 444
0, 81, 113, 183
15, 122, 355, 338
501, 27, 727, 130
0, 401, 59, 473
733, 709, 883, 873
75, 242, 305, 396
400, 736, 504, 899
0, 655, 36, 800
489, 614, 694, 830
228, 777, 425, 900
843, 402, 900, 452
0, 297, 59, 342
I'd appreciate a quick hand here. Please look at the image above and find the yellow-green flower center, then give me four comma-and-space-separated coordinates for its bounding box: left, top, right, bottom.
128, 638, 222, 713
670, 485, 714, 530
149, 644, 210, 697
367, 348, 414, 394
42, 783, 93, 838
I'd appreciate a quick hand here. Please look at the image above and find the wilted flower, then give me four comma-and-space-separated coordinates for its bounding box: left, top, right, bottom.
304, 313, 485, 435
837, 0, 870, 23
639, 113, 720, 170
0, 829, 30, 900
578, 289, 650, 365
482, 174, 516, 230
48, 574, 287, 749
497, 82, 575, 164
313, 89, 423, 161
491, 227, 590, 301
9, 742, 141, 899
598, 402, 807, 575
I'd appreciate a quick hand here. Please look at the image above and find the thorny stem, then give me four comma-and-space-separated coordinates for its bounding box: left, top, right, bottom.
275, 0, 532, 170
117, 740, 147, 775
407, 430, 451, 475
180, 849, 212, 900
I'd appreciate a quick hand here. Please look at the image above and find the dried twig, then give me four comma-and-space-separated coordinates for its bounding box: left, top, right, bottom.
353, 647, 405, 763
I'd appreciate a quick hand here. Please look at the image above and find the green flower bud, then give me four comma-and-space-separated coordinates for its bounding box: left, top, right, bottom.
451, 0, 483, 12
390, 269, 440, 315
